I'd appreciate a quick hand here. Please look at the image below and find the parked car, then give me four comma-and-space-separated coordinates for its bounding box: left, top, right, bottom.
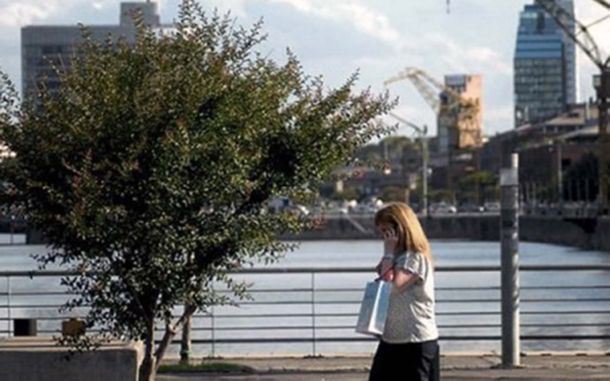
352, 203, 380, 214
458, 203, 485, 213
483, 202, 500, 213
430, 202, 457, 214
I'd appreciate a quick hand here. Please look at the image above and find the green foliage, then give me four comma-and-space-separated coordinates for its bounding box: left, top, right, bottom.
563, 152, 606, 202
429, 189, 454, 203
0, 0, 394, 373
379, 186, 406, 203
457, 170, 498, 205
352, 135, 415, 169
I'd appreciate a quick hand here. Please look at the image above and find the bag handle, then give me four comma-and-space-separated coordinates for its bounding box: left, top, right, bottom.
375, 266, 393, 282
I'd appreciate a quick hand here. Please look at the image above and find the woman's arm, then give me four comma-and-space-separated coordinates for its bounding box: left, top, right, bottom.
393, 268, 420, 293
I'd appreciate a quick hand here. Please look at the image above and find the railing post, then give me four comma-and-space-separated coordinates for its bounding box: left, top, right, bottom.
500, 153, 521, 368
9, 216, 14, 245
310, 271, 317, 357
6, 276, 11, 336
210, 284, 216, 358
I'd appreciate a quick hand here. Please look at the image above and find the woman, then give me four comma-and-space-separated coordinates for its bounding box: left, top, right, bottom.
369, 202, 440, 381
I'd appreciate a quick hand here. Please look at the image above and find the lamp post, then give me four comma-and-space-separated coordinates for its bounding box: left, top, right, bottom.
594, 71, 610, 214
389, 113, 430, 217
555, 139, 564, 212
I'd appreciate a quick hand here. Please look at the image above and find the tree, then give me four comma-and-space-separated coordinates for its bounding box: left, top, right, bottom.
563, 152, 606, 202
352, 135, 417, 171
0, 2, 395, 380
379, 186, 406, 203
457, 170, 498, 205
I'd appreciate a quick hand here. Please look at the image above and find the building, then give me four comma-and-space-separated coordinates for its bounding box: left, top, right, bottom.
21, 1, 170, 97
480, 102, 600, 206
514, 0, 577, 127
429, 74, 482, 193
438, 74, 483, 155
481, 102, 597, 174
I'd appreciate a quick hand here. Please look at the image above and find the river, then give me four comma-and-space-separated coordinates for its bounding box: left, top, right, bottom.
1, 236, 609, 356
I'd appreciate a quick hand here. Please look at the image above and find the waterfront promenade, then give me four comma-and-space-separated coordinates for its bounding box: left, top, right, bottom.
158, 353, 610, 380
2, 238, 609, 380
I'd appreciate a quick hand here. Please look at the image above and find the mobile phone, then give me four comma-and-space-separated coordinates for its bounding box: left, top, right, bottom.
390, 222, 400, 236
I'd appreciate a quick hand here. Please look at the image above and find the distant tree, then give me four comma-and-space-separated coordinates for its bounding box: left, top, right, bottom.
353, 142, 382, 164
354, 135, 416, 164
381, 136, 417, 157
429, 189, 454, 204
563, 152, 605, 202
0, 2, 394, 380
457, 170, 497, 205
379, 186, 406, 203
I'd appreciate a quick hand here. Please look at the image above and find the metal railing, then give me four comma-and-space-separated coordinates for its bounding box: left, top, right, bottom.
1, 265, 610, 356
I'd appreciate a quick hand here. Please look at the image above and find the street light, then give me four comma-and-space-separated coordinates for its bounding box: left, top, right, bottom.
388, 112, 430, 217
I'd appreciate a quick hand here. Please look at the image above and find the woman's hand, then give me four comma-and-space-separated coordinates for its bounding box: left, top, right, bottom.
383, 226, 399, 255
373, 224, 399, 282
376, 258, 394, 281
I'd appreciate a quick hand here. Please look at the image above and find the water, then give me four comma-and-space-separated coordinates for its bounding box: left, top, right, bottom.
1, 235, 609, 356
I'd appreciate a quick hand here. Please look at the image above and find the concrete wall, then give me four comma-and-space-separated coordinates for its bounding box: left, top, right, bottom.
520, 216, 610, 252
422, 215, 499, 241
520, 216, 592, 249
591, 217, 610, 252
0, 338, 142, 381
284, 214, 501, 241
28, 214, 610, 252
282, 215, 377, 240
285, 214, 610, 252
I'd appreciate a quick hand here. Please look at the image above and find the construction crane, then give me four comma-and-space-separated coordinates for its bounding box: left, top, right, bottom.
535, 0, 610, 213
388, 112, 430, 217
384, 67, 482, 151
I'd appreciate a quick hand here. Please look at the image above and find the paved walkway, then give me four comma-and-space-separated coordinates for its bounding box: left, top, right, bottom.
158, 353, 610, 380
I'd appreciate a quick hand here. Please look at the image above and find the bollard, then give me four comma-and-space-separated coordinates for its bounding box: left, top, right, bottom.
14, 319, 37, 336
500, 153, 520, 367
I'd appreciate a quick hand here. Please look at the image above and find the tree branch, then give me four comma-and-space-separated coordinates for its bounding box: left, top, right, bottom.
154, 303, 197, 367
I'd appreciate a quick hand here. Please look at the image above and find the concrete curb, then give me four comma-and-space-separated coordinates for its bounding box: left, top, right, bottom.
162, 353, 610, 375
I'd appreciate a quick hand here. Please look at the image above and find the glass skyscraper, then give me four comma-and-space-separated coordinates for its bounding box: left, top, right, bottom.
514, 0, 577, 127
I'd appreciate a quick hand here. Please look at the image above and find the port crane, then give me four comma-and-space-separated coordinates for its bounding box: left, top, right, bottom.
384, 67, 481, 150
387, 112, 430, 216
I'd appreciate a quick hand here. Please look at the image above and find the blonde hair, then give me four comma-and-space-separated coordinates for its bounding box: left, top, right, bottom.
374, 202, 432, 260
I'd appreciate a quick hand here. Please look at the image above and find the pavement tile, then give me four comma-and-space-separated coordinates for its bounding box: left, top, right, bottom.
158, 353, 610, 380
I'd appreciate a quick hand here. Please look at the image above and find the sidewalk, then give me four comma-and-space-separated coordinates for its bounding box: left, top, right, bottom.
158, 352, 610, 380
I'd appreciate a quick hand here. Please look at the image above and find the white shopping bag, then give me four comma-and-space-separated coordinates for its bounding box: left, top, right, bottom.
355, 280, 392, 336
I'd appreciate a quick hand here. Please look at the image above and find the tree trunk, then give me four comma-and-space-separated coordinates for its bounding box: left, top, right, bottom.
139, 328, 156, 381
155, 304, 197, 371
180, 304, 193, 363
139, 356, 156, 381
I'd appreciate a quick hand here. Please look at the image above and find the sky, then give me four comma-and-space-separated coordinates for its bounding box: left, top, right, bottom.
0, 0, 609, 138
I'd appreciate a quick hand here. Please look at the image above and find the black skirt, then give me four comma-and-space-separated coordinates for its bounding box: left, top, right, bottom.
369, 339, 440, 381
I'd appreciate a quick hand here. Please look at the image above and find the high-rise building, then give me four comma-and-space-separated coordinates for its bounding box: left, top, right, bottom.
514, 0, 577, 127
21, 1, 170, 98
558, 0, 578, 105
